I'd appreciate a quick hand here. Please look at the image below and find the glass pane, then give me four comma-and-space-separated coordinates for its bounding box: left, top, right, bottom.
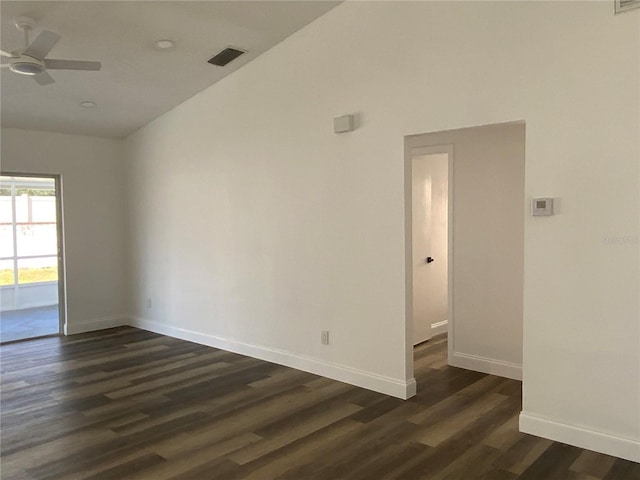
9, 176, 55, 192
0, 259, 15, 286
0, 176, 58, 257
16, 223, 58, 257
7, 176, 56, 223
0, 194, 12, 223
14, 194, 29, 223
0, 224, 14, 257
0, 177, 12, 194
17, 257, 58, 284
30, 196, 57, 223
0, 181, 15, 257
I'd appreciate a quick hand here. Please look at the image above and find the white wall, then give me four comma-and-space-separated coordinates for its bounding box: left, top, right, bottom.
124, 1, 639, 460
428, 155, 448, 337
407, 123, 526, 380
1, 128, 127, 333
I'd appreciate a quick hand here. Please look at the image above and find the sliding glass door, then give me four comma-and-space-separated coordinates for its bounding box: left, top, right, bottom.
0, 175, 64, 342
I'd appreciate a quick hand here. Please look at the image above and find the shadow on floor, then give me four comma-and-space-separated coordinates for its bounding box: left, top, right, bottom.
0, 305, 59, 343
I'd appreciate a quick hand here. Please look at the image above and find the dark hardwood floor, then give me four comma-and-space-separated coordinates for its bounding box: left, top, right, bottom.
1, 327, 637, 479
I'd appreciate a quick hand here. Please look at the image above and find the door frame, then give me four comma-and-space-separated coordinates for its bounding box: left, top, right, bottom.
403, 141, 454, 383
0, 172, 66, 338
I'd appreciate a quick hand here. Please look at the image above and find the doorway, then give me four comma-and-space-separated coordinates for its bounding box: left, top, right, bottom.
0, 174, 64, 343
411, 149, 450, 345
404, 122, 525, 389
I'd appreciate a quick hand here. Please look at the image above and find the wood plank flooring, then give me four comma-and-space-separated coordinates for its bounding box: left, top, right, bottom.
1, 327, 637, 479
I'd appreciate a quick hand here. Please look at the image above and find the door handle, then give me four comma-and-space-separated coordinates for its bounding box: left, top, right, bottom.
426, 257, 434, 264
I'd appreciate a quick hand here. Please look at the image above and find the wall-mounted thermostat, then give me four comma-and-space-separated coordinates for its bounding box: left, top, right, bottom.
532, 198, 554, 216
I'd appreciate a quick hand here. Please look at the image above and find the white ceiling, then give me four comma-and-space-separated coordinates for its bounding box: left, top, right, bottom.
1, 1, 340, 138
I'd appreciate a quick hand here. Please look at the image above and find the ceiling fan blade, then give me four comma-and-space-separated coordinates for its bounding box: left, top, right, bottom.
1, 50, 13, 58
24, 30, 61, 59
33, 71, 55, 85
44, 59, 101, 71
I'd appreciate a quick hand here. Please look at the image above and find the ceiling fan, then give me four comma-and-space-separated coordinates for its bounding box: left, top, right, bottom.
0, 16, 101, 85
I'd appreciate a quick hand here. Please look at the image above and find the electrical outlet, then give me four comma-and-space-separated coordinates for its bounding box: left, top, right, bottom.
321, 330, 329, 345
146, 297, 152, 309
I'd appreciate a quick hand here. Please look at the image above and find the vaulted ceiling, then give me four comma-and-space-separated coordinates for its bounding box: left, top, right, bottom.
1, 1, 340, 138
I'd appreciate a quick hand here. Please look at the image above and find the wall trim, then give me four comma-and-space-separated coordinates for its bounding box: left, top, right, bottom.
520, 412, 640, 463
65, 314, 128, 335
431, 319, 448, 336
450, 351, 522, 380
130, 316, 416, 400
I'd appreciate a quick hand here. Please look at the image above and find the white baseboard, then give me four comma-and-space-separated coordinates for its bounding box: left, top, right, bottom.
129, 316, 416, 400
450, 351, 522, 380
431, 320, 448, 336
65, 314, 128, 335
520, 412, 640, 463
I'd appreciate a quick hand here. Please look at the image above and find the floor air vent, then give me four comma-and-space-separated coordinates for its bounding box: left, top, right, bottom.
208, 47, 245, 66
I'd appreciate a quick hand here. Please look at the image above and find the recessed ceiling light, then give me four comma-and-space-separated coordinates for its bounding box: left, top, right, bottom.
155, 40, 175, 50
80, 101, 96, 108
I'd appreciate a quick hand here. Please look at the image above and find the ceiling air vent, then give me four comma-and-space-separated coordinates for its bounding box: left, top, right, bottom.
208, 47, 245, 67
615, 0, 640, 13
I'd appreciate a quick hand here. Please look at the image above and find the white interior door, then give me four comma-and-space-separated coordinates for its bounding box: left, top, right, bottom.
412, 153, 448, 345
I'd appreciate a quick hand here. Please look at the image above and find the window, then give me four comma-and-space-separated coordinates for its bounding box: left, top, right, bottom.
0, 176, 58, 287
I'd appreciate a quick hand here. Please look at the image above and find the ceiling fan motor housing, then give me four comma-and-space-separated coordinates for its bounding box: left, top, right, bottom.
10, 55, 45, 75
2, 16, 101, 84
